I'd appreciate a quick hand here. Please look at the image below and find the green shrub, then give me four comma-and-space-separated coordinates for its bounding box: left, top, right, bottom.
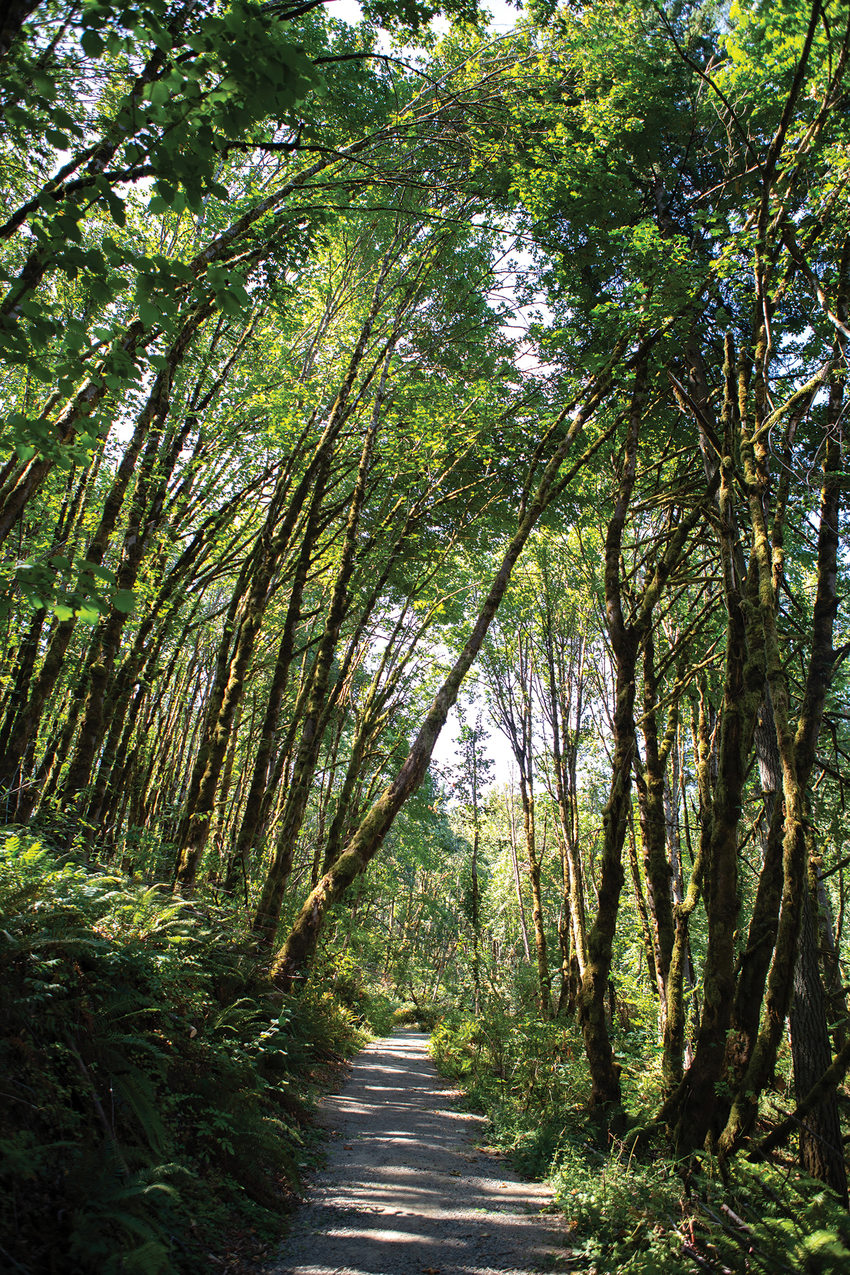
288, 982, 367, 1059
431, 1012, 480, 1074
356, 987, 398, 1035
550, 1135, 850, 1273
431, 1006, 593, 1176
550, 1138, 688, 1272
691, 1156, 850, 1275
429, 995, 850, 1274
0, 832, 365, 1273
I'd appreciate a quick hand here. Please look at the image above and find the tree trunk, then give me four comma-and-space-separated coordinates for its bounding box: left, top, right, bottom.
223, 489, 321, 893
636, 634, 677, 1038
790, 861, 849, 1204
61, 414, 193, 806
576, 357, 646, 1115
719, 274, 845, 1153
268, 354, 622, 988
0, 403, 153, 795
177, 260, 396, 891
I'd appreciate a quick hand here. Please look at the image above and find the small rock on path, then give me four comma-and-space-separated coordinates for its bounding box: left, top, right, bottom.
268, 1029, 572, 1275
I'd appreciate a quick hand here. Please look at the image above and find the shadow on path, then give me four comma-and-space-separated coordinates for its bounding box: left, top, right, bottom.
268, 1030, 571, 1275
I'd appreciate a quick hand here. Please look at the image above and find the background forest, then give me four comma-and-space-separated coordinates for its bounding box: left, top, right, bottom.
1, 0, 850, 1270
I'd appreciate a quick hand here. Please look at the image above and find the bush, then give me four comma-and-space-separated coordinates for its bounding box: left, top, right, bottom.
309, 948, 400, 1039
428, 996, 850, 1274
550, 1138, 689, 1272
560, 1150, 850, 1275
357, 988, 398, 1035
0, 832, 365, 1273
431, 1005, 592, 1172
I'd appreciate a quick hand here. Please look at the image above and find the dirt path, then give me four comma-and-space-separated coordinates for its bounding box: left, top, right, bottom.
268, 1029, 571, 1275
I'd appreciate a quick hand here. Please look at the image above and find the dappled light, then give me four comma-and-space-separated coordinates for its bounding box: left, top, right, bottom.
272, 1032, 567, 1275
2, 0, 850, 1271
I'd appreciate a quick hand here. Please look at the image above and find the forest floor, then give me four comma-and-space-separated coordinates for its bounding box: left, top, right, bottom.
267, 1029, 573, 1275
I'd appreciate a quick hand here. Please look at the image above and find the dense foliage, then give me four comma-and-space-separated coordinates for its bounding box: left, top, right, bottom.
431, 1005, 850, 1273
0, 832, 380, 1273
2, 0, 850, 1269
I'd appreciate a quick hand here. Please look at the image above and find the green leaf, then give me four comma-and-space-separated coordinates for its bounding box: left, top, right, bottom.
51, 106, 78, 130
106, 194, 127, 228
147, 80, 171, 107
216, 290, 245, 317
138, 299, 160, 328
147, 194, 171, 216
81, 562, 115, 583
81, 29, 105, 58
114, 589, 135, 614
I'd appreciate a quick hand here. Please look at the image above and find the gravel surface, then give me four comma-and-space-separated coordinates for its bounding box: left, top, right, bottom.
268, 1029, 572, 1275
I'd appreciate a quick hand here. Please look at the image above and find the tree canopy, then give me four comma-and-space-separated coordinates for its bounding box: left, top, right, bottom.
2, 0, 850, 1270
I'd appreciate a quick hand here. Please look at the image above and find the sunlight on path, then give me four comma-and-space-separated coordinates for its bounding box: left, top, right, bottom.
268, 1030, 571, 1275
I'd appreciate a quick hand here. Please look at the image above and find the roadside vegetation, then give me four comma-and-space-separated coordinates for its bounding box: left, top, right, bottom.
432, 1005, 850, 1274
0, 833, 380, 1274
2, 0, 850, 1270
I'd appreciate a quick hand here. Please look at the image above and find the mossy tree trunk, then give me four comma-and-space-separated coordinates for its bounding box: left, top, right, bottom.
173, 434, 331, 888
577, 356, 703, 1114
176, 253, 398, 891
252, 392, 384, 947
268, 353, 624, 988
61, 383, 198, 807
719, 253, 846, 1154
222, 474, 327, 895
635, 633, 681, 1086
790, 857, 848, 1205
662, 685, 710, 1092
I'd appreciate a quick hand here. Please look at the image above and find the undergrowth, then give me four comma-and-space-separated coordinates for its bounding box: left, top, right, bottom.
431, 1008, 850, 1274
0, 832, 375, 1274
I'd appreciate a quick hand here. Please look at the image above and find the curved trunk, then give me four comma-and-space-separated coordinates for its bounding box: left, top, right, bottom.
224, 451, 335, 894
521, 773, 551, 1020
269, 356, 622, 989
637, 634, 677, 1024
253, 398, 383, 945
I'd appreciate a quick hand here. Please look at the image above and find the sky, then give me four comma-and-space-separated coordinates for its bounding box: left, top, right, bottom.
329, 0, 522, 33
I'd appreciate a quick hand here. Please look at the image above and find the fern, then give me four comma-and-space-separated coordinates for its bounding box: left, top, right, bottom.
1, 829, 353, 1272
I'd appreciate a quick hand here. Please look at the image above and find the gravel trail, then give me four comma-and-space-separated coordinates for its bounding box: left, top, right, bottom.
268, 1029, 572, 1275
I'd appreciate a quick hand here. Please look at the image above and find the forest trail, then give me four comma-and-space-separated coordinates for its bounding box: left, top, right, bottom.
268, 1030, 572, 1275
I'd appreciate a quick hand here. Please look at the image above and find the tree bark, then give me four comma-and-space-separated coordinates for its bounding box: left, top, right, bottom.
176, 258, 396, 891
252, 379, 385, 944
719, 268, 845, 1152
268, 353, 623, 988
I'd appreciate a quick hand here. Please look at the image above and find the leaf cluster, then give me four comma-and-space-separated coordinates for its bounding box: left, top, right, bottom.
0, 832, 368, 1273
